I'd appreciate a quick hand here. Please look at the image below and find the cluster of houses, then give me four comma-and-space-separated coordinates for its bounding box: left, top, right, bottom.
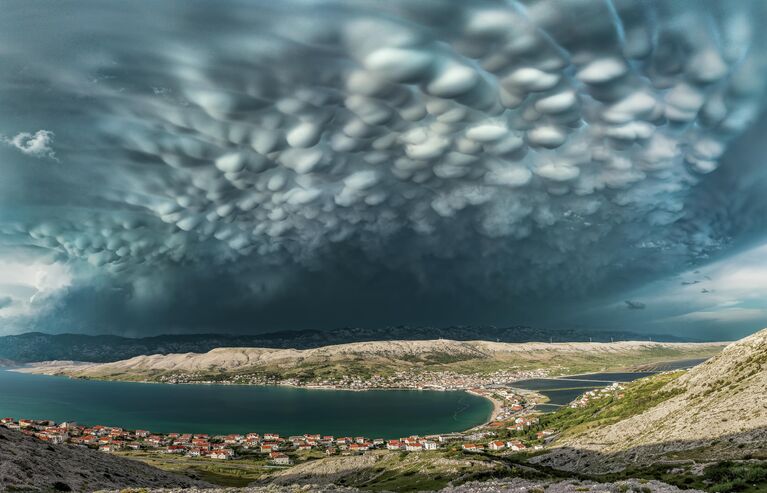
1, 416, 540, 464
157, 368, 549, 391
569, 383, 625, 408
470, 387, 532, 421
463, 439, 529, 452
462, 415, 551, 453
0, 418, 240, 460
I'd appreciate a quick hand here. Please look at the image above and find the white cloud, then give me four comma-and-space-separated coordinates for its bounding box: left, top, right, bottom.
0, 261, 71, 318
669, 307, 767, 323
1, 130, 58, 160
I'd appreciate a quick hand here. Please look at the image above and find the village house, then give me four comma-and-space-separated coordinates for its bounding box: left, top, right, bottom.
402, 436, 419, 445
404, 442, 422, 452
386, 440, 402, 450
209, 449, 233, 460
507, 440, 526, 451
45, 433, 67, 444
263, 441, 285, 452
192, 438, 211, 449
146, 435, 164, 446
535, 430, 555, 440
437, 434, 463, 443
462, 443, 483, 452
224, 434, 243, 444
165, 445, 187, 454
269, 452, 292, 465
488, 440, 506, 451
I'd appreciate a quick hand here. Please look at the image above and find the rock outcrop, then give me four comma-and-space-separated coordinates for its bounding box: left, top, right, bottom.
0, 426, 209, 492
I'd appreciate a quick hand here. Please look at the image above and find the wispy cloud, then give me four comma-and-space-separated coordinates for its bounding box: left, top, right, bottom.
667, 307, 767, 324
624, 300, 646, 310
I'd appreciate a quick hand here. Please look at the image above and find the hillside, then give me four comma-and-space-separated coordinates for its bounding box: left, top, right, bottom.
95, 479, 701, 493
534, 328, 767, 472
0, 426, 209, 492
0, 327, 699, 363
15, 339, 725, 383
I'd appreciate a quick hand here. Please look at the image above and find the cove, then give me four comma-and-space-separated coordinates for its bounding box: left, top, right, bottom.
0, 370, 492, 439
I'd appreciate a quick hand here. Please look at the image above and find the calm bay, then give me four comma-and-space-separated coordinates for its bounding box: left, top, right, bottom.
0, 370, 492, 438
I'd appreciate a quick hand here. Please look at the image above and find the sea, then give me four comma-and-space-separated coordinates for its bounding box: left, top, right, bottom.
0, 370, 492, 438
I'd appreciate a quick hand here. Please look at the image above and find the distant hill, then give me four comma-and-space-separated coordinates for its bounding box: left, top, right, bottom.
0, 326, 699, 363
18, 339, 725, 384
535, 328, 767, 472
0, 426, 208, 491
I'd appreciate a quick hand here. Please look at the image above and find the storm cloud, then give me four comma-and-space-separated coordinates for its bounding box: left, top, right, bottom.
2, 0, 767, 336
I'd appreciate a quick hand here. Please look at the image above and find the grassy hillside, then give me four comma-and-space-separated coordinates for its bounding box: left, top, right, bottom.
525, 371, 685, 441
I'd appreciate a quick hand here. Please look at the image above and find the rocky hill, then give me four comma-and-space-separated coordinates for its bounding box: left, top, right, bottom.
0, 326, 698, 363
0, 426, 209, 492
94, 479, 701, 492
16, 339, 724, 382
535, 328, 767, 472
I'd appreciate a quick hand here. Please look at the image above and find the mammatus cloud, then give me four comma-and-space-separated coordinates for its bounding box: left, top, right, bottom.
1, 0, 767, 335
1, 130, 57, 161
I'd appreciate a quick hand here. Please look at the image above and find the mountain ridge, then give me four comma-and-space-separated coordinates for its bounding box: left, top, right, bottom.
0, 326, 704, 363
16, 338, 726, 384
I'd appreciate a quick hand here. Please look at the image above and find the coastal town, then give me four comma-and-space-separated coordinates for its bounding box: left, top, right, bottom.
0, 413, 548, 465
156, 368, 551, 391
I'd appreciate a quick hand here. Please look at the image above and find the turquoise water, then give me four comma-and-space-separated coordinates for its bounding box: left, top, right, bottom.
515, 371, 669, 409
0, 370, 492, 438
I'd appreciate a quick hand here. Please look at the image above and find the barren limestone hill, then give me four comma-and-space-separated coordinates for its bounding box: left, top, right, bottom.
536, 328, 767, 472
0, 426, 209, 492
94, 479, 702, 492
17, 339, 725, 382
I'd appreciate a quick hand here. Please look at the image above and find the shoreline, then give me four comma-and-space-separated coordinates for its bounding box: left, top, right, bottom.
465, 389, 503, 427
